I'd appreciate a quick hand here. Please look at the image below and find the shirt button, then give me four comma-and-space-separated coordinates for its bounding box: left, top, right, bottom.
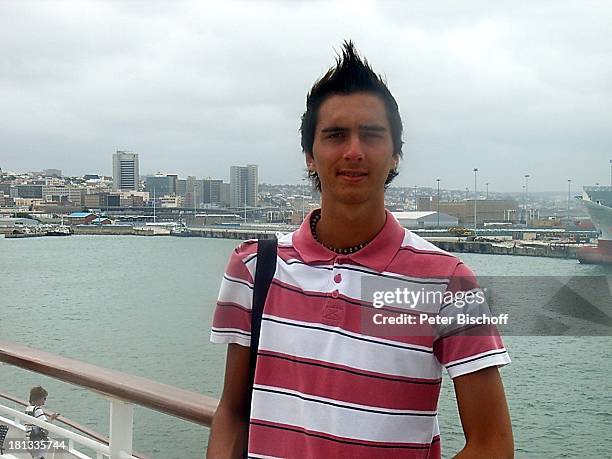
334, 273, 342, 283
331, 289, 339, 298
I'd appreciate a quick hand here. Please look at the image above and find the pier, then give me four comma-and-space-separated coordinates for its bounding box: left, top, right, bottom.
429, 239, 580, 259
2, 224, 591, 260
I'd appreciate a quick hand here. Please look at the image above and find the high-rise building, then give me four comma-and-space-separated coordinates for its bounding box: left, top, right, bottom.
145, 173, 177, 197
220, 183, 231, 207
112, 150, 139, 191
185, 176, 204, 208
203, 179, 224, 205
230, 165, 258, 208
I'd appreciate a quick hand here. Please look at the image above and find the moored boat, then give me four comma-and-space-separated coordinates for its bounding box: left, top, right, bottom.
45, 225, 73, 236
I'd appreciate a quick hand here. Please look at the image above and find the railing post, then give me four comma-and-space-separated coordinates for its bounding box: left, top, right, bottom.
109, 399, 133, 459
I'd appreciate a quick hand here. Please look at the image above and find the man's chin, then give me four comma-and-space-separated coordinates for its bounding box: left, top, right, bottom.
329, 190, 371, 206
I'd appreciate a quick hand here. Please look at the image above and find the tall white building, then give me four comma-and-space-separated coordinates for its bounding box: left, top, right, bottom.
230, 164, 258, 208
112, 150, 139, 191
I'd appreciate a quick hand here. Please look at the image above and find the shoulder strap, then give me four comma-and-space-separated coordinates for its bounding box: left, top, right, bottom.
246, 237, 277, 417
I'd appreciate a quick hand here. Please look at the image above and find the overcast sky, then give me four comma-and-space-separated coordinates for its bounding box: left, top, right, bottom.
1, 1, 611, 191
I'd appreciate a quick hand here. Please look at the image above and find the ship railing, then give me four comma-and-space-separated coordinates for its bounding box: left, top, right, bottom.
0, 390, 141, 459
0, 340, 218, 459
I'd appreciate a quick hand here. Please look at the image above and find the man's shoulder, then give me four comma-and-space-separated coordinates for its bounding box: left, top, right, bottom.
230, 231, 297, 263
399, 229, 457, 260
386, 228, 464, 276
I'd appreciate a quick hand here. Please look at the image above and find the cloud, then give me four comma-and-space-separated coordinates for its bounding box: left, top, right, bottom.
1, 0, 611, 190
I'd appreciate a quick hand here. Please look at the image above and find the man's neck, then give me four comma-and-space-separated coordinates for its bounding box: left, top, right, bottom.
315, 198, 387, 250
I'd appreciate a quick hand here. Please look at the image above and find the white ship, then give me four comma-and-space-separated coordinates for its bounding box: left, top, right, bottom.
577, 185, 612, 264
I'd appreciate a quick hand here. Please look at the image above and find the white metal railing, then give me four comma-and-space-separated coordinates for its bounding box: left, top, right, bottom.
0, 401, 139, 459
0, 340, 217, 458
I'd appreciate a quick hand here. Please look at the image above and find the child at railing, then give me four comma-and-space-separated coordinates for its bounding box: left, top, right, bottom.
24, 386, 59, 459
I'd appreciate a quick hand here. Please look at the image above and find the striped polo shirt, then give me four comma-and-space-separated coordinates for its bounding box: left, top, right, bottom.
210, 210, 510, 458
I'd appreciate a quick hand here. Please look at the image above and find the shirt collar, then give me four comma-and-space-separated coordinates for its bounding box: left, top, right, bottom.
292, 209, 405, 272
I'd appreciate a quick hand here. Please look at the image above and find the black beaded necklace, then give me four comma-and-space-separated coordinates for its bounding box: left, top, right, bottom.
309, 210, 371, 255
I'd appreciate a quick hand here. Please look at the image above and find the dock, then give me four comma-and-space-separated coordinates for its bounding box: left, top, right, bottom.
2, 224, 588, 260
428, 239, 580, 259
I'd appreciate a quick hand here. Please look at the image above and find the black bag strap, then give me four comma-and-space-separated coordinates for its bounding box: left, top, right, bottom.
246, 237, 277, 419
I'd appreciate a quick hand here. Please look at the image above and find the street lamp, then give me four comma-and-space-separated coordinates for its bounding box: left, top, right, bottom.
567, 179, 572, 219
609, 159, 612, 187
414, 185, 417, 210
473, 168, 478, 229
436, 178, 440, 228
524, 174, 530, 224
486, 182, 489, 200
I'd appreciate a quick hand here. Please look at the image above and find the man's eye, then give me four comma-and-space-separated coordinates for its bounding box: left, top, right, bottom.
327, 133, 343, 139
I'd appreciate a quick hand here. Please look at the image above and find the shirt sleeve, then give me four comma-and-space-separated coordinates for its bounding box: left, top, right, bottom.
209, 240, 258, 347
34, 407, 48, 422
433, 262, 511, 379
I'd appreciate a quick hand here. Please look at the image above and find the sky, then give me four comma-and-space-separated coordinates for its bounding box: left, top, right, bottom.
1, 1, 611, 192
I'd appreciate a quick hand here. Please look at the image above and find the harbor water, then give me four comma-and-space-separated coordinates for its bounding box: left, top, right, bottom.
1, 235, 611, 458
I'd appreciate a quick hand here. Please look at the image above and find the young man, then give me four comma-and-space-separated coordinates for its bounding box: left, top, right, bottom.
25, 386, 59, 459
208, 42, 513, 458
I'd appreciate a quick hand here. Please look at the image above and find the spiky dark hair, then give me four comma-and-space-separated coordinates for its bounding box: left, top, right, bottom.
300, 40, 403, 191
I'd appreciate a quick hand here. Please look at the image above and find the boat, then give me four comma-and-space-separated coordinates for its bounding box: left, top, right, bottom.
44, 225, 72, 236
577, 185, 612, 264
0, 340, 217, 459
170, 226, 193, 237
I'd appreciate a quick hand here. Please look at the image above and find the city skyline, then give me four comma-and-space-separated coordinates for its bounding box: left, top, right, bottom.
1, 2, 611, 191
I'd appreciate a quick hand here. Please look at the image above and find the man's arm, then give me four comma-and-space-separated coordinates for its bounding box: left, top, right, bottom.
207, 344, 251, 459
453, 366, 514, 459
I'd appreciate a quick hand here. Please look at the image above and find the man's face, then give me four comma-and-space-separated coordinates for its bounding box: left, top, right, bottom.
307, 92, 398, 207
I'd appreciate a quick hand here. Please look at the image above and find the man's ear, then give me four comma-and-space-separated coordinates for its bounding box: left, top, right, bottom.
305, 152, 316, 172
391, 153, 400, 169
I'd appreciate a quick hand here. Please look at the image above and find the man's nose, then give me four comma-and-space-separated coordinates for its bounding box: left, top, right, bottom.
343, 134, 365, 161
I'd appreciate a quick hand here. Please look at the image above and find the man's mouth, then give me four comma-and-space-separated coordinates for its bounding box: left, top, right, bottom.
337, 170, 368, 177
337, 170, 368, 183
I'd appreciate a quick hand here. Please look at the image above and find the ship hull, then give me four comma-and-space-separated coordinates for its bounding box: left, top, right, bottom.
578, 199, 612, 264
577, 239, 612, 264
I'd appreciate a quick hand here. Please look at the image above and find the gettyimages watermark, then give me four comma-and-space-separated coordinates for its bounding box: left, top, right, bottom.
361, 276, 612, 336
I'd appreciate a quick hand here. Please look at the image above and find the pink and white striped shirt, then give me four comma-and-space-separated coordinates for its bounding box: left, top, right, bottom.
211, 210, 510, 458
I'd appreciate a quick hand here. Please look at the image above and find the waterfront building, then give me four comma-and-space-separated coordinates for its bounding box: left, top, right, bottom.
112, 150, 139, 191
437, 199, 519, 226
91, 217, 113, 225
392, 211, 459, 228
230, 165, 258, 208
0, 217, 39, 228
66, 212, 97, 225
